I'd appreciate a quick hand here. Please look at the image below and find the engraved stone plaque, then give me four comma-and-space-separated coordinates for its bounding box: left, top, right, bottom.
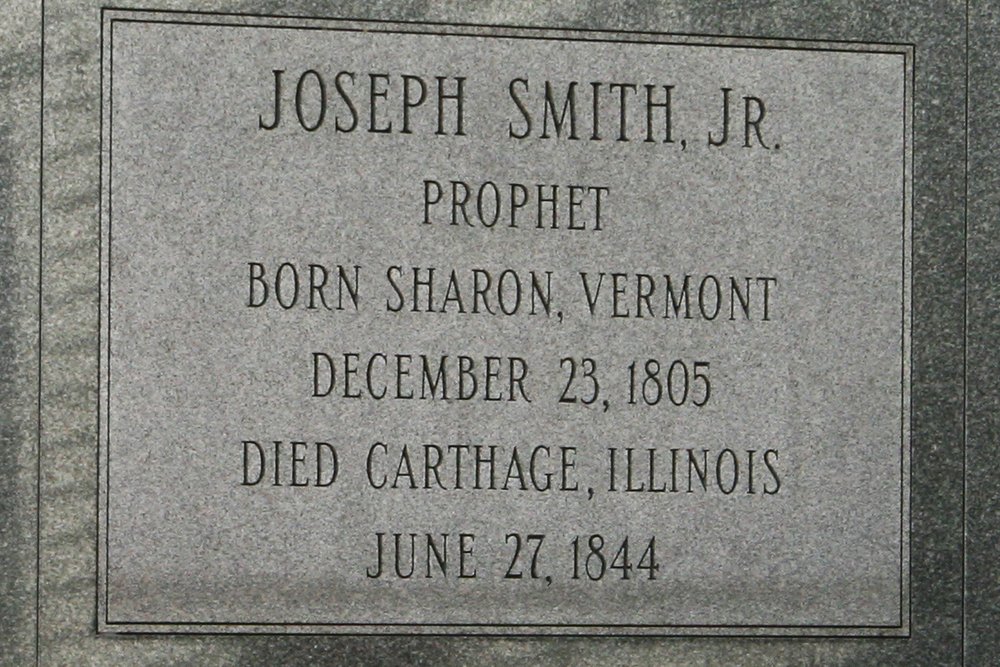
98, 9, 911, 636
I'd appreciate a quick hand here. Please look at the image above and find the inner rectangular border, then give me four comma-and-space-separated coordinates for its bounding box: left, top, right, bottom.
96, 7, 914, 638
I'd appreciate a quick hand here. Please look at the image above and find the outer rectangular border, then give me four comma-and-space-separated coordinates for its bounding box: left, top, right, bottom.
95, 7, 914, 638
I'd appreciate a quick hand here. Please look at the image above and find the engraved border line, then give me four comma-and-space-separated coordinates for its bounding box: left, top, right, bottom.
97, 8, 913, 637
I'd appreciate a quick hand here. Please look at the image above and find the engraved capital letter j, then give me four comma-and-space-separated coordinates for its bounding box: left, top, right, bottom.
367, 533, 385, 579
708, 86, 731, 147
259, 69, 283, 130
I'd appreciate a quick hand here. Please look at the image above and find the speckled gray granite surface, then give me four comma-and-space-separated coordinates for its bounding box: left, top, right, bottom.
967, 1, 999, 665
1, 0, 989, 664
0, 3, 42, 666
